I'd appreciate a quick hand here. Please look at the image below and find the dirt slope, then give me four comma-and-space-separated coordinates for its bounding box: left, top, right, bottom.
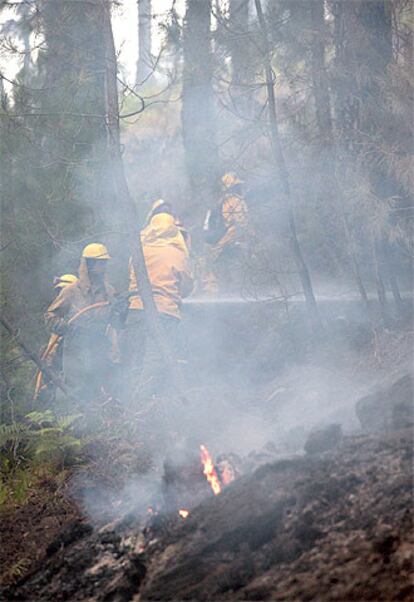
3, 427, 412, 602
0, 478, 81, 589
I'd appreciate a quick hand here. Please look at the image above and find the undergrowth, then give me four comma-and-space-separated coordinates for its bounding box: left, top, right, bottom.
0, 410, 85, 507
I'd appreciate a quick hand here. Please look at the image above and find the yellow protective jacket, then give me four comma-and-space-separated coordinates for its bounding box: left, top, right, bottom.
213, 193, 249, 259
45, 258, 116, 336
128, 214, 193, 320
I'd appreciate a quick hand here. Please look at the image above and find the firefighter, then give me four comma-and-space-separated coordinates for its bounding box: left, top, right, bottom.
125, 211, 193, 403
35, 274, 78, 403
54, 274, 79, 288
45, 243, 119, 406
203, 172, 249, 294
144, 198, 173, 226
145, 198, 191, 255
174, 217, 192, 254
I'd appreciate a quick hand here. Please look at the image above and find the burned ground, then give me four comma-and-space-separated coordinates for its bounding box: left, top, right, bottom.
3, 425, 412, 602
0, 476, 81, 589
139, 429, 414, 601
2, 336, 413, 601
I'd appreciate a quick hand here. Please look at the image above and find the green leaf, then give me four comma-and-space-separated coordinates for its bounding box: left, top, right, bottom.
25, 410, 54, 426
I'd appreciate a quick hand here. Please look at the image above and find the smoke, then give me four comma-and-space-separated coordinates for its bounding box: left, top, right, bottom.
66, 278, 411, 527
4, 0, 411, 530
73, 472, 162, 527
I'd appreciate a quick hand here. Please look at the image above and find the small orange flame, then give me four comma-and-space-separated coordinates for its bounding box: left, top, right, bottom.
200, 444, 222, 495
178, 509, 190, 519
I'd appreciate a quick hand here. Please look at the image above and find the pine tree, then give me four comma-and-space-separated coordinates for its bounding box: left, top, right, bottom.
181, 0, 219, 206
136, 0, 152, 84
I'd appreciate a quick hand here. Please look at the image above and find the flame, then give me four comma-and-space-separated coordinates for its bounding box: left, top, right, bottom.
178, 509, 190, 519
200, 444, 222, 495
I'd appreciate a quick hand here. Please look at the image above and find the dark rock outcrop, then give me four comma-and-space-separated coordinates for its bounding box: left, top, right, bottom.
304, 423, 343, 454
356, 374, 414, 433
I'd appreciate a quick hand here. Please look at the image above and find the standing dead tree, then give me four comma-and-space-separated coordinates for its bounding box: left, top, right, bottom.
254, 0, 322, 332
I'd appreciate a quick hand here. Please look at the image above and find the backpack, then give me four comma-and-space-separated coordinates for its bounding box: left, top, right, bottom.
203, 202, 227, 245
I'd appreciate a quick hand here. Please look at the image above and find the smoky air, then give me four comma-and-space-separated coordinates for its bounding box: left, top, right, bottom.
0, 1, 412, 601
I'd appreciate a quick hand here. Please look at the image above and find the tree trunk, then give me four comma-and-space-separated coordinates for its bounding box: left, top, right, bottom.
136, 0, 152, 84
181, 0, 218, 208
373, 238, 391, 327
102, 3, 186, 404
229, 0, 253, 118
356, 0, 404, 319
229, 0, 250, 86
332, 0, 360, 151
40, 0, 110, 222
310, 0, 370, 310
332, 0, 402, 321
359, 1, 404, 320
22, 25, 31, 73
254, 0, 322, 332
309, 0, 333, 142
0, 75, 7, 110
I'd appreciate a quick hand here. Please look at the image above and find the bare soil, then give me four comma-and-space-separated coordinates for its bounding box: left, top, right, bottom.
0, 475, 82, 588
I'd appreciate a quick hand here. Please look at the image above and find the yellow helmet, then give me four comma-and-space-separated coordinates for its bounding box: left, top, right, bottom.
82, 243, 111, 260
222, 172, 243, 189
53, 274, 78, 289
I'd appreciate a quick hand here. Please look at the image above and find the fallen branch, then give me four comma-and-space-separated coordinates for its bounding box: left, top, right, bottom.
0, 315, 78, 404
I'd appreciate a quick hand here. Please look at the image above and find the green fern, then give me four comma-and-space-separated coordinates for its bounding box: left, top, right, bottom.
0, 410, 86, 504
56, 414, 83, 430
0, 422, 30, 448
25, 410, 55, 425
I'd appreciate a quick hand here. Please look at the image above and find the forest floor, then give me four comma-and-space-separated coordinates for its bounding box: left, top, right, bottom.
1, 327, 413, 600
0, 473, 81, 588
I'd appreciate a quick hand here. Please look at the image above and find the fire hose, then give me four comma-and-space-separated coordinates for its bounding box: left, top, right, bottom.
33, 290, 139, 399
33, 301, 110, 399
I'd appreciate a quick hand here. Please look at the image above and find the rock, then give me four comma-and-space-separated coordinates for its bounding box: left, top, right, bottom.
355, 374, 414, 433
304, 424, 343, 455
